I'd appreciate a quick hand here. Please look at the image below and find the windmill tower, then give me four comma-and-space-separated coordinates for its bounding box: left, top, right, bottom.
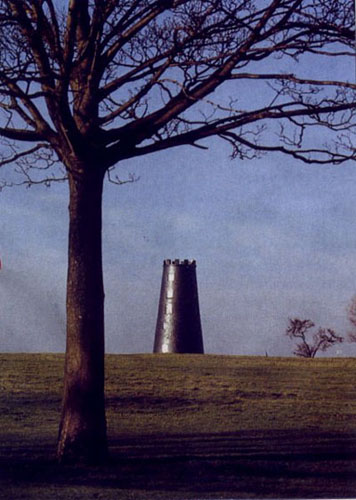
153, 259, 204, 353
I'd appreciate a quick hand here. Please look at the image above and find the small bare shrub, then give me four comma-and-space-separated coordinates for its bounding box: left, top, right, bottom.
286, 318, 343, 358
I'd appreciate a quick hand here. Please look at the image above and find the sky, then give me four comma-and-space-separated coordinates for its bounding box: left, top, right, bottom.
1, 137, 356, 357
0, 5, 355, 357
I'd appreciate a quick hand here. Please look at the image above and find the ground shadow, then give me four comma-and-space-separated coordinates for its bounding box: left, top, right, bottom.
2, 430, 356, 498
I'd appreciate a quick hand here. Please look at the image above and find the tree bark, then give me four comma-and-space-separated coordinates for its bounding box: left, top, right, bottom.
57, 167, 108, 464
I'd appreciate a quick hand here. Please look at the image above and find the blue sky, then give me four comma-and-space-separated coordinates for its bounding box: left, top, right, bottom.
0, 4, 355, 357
1, 136, 356, 356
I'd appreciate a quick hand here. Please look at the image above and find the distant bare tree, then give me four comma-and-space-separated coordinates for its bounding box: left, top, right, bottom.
347, 296, 356, 342
286, 318, 343, 358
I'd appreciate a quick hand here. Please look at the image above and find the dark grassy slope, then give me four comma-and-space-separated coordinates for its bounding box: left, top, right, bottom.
1, 353, 356, 499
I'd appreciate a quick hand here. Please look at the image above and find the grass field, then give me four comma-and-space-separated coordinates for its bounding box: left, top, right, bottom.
1, 353, 356, 498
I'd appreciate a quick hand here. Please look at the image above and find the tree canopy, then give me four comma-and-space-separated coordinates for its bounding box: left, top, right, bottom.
0, 0, 355, 189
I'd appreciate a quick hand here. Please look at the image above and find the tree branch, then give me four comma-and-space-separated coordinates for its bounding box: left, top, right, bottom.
229, 73, 356, 91
109, 99, 356, 164
0, 143, 49, 167
100, 1, 178, 68
0, 126, 44, 142
8, 0, 56, 89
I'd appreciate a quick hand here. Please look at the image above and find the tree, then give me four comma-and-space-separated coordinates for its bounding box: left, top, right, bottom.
346, 295, 356, 342
286, 318, 343, 358
0, 1, 354, 463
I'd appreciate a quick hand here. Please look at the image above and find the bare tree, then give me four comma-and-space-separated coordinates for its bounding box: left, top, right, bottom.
286, 318, 343, 358
0, 0, 354, 463
346, 295, 356, 342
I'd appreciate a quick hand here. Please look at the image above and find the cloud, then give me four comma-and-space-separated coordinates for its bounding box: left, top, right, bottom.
0, 267, 65, 352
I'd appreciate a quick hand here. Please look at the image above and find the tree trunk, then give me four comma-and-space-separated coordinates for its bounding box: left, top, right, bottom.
57, 167, 108, 464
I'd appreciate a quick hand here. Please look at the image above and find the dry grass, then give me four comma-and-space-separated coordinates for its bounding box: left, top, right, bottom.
105, 354, 356, 437
1, 353, 356, 498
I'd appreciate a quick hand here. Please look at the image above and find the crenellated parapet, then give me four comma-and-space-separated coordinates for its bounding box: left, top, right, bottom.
163, 259, 196, 266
